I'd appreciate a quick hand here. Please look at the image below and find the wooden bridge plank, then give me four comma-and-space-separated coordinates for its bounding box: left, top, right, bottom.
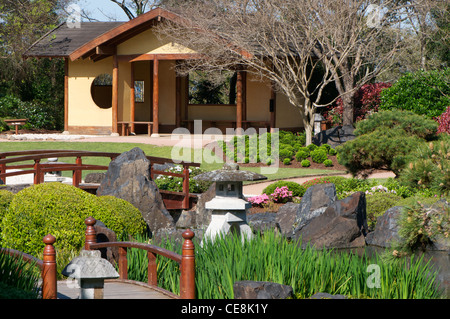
56, 280, 176, 299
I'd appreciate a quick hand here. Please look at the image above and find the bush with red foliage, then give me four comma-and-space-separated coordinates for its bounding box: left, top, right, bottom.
324, 82, 392, 126
436, 106, 450, 134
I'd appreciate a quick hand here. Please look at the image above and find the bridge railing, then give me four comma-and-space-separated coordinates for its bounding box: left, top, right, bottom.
0, 150, 200, 210
84, 217, 196, 299
0, 234, 57, 299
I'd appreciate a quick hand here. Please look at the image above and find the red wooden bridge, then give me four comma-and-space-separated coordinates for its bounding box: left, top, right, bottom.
1, 217, 196, 299
0, 149, 200, 210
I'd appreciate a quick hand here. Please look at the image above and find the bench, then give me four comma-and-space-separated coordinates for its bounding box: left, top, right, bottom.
118, 121, 153, 136
4, 119, 28, 135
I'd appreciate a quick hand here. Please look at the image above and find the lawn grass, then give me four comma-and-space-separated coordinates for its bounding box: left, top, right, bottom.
0, 141, 344, 180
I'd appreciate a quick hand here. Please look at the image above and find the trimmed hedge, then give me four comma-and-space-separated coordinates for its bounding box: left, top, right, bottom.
1, 183, 147, 257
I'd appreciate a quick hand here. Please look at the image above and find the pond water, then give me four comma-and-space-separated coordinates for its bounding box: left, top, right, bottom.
336, 245, 449, 299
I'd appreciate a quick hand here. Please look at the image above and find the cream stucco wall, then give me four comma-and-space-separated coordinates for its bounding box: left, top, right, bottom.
116, 28, 197, 55
68, 58, 113, 128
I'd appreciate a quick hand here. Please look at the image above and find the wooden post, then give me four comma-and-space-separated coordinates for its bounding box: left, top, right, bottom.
270, 82, 277, 133
64, 58, 69, 132
34, 159, 41, 184
152, 58, 159, 135
180, 229, 195, 299
236, 70, 243, 131
176, 73, 182, 128
84, 216, 97, 250
118, 247, 128, 280
42, 234, 57, 299
130, 62, 136, 134
112, 54, 119, 135
72, 156, 82, 187
147, 251, 157, 286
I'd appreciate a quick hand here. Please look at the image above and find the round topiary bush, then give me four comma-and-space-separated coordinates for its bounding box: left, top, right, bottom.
0, 183, 147, 257
295, 150, 309, 161
311, 148, 328, 163
323, 159, 333, 167
262, 181, 306, 197
283, 158, 291, 165
301, 159, 311, 167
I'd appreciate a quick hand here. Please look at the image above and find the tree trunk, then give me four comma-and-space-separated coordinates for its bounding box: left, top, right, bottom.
342, 93, 354, 126
302, 100, 315, 146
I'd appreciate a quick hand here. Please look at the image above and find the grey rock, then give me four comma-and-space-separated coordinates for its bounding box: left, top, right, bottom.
84, 172, 106, 184
247, 212, 280, 234
293, 183, 337, 234
233, 281, 293, 299
276, 202, 300, 239
96, 147, 175, 236
365, 206, 404, 248
312, 125, 355, 148
294, 192, 368, 249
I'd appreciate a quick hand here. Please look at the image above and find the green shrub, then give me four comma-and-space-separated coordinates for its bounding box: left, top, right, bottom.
328, 148, 337, 156
295, 150, 309, 161
337, 110, 438, 176
397, 201, 450, 252
298, 147, 310, 157
319, 144, 331, 152
379, 68, 450, 118
262, 181, 306, 197
301, 159, 311, 167
355, 109, 438, 140
283, 158, 291, 165
323, 159, 333, 167
399, 134, 450, 195
0, 190, 14, 230
310, 148, 328, 164
154, 165, 213, 194
1, 183, 147, 257
279, 148, 293, 161
366, 192, 403, 230
306, 144, 318, 151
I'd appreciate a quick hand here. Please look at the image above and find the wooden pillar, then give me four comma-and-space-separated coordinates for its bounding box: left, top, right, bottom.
42, 234, 57, 299
180, 229, 195, 299
236, 70, 243, 130
270, 81, 276, 132
64, 58, 69, 132
176, 72, 182, 128
130, 62, 136, 133
112, 55, 119, 135
84, 216, 97, 250
184, 76, 189, 130
152, 58, 159, 135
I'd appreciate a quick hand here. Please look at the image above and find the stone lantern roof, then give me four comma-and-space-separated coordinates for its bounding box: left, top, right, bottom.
193, 163, 267, 182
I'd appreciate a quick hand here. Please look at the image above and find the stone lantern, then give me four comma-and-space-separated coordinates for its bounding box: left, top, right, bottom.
62, 249, 119, 299
194, 163, 267, 244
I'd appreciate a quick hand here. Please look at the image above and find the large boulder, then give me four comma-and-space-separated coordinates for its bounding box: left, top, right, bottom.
312, 125, 355, 148
96, 147, 175, 237
293, 183, 337, 236
247, 212, 279, 234
275, 202, 300, 239
233, 281, 293, 299
294, 192, 368, 249
365, 206, 403, 248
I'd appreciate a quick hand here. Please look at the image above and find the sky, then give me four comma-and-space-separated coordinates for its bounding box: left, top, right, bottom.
76, 0, 130, 22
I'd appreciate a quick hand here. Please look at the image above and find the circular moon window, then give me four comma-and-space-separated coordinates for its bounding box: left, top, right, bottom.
91, 73, 113, 109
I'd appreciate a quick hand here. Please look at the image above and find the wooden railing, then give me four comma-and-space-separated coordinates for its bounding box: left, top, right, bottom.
0, 150, 200, 210
84, 217, 196, 299
0, 234, 57, 299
